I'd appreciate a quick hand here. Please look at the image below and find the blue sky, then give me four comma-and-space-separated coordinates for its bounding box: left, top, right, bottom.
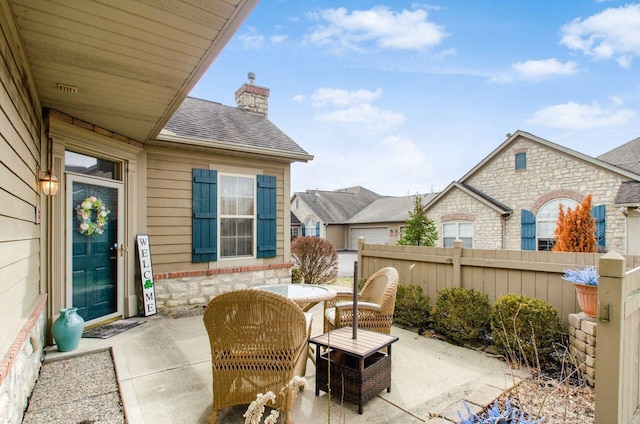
191, 1, 640, 197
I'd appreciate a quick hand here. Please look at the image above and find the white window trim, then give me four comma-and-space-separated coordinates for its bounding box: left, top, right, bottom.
218, 173, 257, 260
442, 222, 473, 248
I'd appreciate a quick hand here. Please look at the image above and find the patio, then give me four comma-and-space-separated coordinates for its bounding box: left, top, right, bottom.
42, 295, 524, 424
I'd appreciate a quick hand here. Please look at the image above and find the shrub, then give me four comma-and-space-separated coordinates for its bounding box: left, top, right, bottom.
290, 237, 338, 285
432, 287, 491, 344
291, 268, 302, 284
491, 294, 563, 365
553, 194, 596, 253
394, 285, 431, 330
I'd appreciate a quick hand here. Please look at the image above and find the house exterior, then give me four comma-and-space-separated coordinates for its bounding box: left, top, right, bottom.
0, 2, 315, 422
346, 194, 437, 249
425, 131, 640, 253
291, 187, 437, 250
291, 187, 383, 250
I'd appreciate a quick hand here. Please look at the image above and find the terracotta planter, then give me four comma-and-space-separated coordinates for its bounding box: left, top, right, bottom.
574, 284, 598, 318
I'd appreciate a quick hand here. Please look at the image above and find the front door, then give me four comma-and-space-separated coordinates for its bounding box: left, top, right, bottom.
67, 174, 124, 323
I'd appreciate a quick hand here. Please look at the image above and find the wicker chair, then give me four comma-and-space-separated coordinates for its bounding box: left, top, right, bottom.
323, 266, 399, 335
203, 289, 311, 424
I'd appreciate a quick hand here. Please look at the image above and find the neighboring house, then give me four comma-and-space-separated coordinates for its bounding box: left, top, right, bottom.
291, 212, 302, 241
291, 187, 383, 250
0, 2, 316, 422
346, 194, 437, 249
425, 130, 640, 253
291, 187, 437, 250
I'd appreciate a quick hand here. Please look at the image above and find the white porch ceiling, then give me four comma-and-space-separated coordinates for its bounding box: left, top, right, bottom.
8, 0, 257, 142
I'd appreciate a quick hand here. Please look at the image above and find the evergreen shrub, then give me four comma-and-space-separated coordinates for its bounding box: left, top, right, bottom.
432, 287, 491, 344
491, 294, 563, 365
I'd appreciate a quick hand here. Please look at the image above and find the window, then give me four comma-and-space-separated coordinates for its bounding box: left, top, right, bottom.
515, 152, 526, 170
192, 169, 276, 262
306, 219, 316, 237
442, 222, 473, 248
536, 198, 578, 251
220, 175, 255, 258
295, 200, 299, 209
291, 227, 299, 240
65, 151, 122, 180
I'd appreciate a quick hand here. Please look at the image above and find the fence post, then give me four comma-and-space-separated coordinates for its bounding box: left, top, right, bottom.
594, 250, 626, 424
357, 237, 364, 281
453, 240, 463, 288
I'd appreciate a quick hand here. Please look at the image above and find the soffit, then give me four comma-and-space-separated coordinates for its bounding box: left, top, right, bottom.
8, 0, 257, 142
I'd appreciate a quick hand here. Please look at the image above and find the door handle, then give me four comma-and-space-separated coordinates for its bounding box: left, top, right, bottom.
119, 244, 127, 257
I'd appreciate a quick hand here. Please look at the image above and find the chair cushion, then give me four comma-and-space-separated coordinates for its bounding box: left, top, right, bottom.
324, 307, 336, 326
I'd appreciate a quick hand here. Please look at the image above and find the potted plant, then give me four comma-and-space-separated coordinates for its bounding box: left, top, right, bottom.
562, 267, 598, 318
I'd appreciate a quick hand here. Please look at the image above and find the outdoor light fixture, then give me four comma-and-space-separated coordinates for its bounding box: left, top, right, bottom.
39, 138, 60, 196
39, 168, 60, 196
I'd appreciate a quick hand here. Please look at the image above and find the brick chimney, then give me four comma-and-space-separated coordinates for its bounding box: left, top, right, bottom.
235, 72, 270, 117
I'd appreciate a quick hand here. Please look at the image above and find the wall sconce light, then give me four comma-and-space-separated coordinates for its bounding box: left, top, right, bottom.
39, 168, 60, 196
39, 137, 60, 196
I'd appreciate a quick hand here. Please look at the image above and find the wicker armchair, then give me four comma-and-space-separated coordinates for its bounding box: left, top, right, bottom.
324, 266, 399, 335
203, 289, 310, 424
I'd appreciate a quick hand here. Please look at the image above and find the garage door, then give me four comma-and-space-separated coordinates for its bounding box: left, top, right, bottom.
350, 227, 388, 250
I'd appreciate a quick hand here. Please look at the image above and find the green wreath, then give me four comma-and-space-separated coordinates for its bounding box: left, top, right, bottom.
75, 196, 110, 235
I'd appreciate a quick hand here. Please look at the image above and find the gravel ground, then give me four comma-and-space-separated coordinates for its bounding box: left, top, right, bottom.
22, 349, 125, 424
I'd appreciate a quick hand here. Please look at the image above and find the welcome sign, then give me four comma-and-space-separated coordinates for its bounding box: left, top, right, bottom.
136, 234, 157, 316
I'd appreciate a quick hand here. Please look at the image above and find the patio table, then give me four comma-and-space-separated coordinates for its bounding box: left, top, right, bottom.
255, 284, 336, 312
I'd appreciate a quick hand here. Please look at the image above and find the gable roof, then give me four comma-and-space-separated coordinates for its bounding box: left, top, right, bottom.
459, 130, 640, 183
348, 194, 437, 224
426, 182, 513, 215
156, 97, 313, 162
294, 186, 383, 223
598, 137, 640, 174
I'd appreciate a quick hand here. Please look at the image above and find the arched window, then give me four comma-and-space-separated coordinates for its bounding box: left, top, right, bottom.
306, 219, 316, 237
536, 198, 578, 251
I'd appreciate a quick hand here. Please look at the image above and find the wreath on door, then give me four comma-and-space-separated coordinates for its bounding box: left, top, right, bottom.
75, 196, 111, 235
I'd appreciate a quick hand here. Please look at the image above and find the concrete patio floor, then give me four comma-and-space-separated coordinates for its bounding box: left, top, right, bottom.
44, 300, 525, 424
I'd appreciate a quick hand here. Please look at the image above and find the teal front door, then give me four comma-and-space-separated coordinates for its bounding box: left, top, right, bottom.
68, 175, 123, 322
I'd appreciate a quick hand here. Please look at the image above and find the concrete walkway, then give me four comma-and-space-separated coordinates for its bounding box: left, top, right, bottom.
45, 301, 525, 424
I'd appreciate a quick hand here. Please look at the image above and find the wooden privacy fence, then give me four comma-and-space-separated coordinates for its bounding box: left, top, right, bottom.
356, 239, 640, 328
595, 252, 640, 424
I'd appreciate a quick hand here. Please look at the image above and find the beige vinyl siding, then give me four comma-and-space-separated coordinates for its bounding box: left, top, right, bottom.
326, 225, 346, 250
0, 5, 44, 355
146, 147, 287, 273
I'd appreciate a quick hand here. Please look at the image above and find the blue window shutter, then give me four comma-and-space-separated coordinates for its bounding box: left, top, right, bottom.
257, 175, 277, 258
316, 222, 320, 237
521, 209, 536, 250
192, 169, 217, 262
301, 223, 306, 236
591, 204, 606, 248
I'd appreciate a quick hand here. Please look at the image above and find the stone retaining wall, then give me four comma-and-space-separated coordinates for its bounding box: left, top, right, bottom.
568, 313, 596, 386
0, 295, 47, 424
153, 264, 292, 313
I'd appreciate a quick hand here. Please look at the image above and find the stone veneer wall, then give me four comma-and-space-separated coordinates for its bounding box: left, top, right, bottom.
0, 295, 47, 424
153, 264, 292, 312
464, 137, 627, 252
568, 313, 596, 386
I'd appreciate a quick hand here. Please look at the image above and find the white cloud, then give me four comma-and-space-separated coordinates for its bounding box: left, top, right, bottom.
512, 59, 579, 82
560, 4, 640, 67
310, 88, 382, 107
271, 34, 288, 44
239, 33, 264, 49
527, 101, 636, 129
316, 103, 405, 129
306, 6, 448, 52
292, 94, 306, 102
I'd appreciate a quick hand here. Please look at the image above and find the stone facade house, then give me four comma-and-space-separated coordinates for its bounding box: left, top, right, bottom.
291, 187, 436, 250
425, 130, 640, 253
0, 2, 317, 422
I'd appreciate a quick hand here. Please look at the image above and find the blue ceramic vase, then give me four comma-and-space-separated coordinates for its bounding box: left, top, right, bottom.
52, 307, 85, 352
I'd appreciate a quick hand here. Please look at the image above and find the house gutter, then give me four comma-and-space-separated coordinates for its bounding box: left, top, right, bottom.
152, 133, 314, 163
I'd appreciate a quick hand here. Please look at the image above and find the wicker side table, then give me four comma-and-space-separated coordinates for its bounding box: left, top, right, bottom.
310, 327, 398, 414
